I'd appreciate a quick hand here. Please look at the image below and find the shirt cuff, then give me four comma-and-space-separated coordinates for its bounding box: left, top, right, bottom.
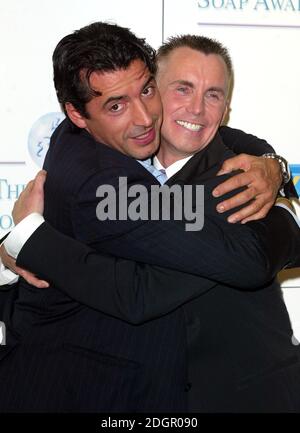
0, 259, 19, 286
0, 234, 18, 286
4, 213, 45, 259
275, 203, 300, 229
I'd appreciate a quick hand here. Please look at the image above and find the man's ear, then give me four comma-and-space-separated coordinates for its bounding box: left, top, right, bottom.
221, 101, 230, 125
65, 103, 87, 129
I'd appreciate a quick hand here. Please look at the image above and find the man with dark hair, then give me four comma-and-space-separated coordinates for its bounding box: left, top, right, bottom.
53, 22, 157, 117
0, 23, 299, 413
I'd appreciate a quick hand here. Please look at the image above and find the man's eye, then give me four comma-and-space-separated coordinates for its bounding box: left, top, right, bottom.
176, 87, 188, 94
109, 103, 123, 112
207, 92, 220, 100
142, 86, 155, 96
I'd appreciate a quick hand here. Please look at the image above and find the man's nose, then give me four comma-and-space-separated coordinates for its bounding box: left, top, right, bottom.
187, 94, 205, 116
132, 101, 153, 127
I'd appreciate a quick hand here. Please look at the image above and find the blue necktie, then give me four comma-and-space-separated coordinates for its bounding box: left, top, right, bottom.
156, 169, 167, 185
138, 159, 168, 185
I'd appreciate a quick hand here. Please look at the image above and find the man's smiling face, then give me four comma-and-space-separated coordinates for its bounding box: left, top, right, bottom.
157, 47, 230, 163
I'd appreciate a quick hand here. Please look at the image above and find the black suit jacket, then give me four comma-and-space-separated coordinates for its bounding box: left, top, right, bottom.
41, 121, 298, 284
6, 119, 300, 413
12, 121, 300, 323
167, 136, 300, 412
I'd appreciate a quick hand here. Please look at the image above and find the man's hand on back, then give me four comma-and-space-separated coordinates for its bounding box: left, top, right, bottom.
212, 154, 281, 224
0, 170, 49, 288
12, 170, 47, 225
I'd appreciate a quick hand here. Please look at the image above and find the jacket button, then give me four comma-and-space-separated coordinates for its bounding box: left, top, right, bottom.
184, 382, 192, 392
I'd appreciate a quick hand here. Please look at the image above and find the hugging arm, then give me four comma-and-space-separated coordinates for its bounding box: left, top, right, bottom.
15, 200, 299, 324
217, 126, 298, 221
16, 221, 216, 324
219, 126, 275, 155
10, 163, 299, 322
63, 168, 300, 288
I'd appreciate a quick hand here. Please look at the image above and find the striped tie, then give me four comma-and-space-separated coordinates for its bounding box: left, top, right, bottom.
157, 168, 167, 185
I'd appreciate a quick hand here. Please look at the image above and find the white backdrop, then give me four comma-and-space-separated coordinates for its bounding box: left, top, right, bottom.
1, 0, 300, 335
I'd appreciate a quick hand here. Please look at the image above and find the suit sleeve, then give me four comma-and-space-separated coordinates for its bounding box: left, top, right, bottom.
15, 180, 299, 322
15, 204, 299, 324
68, 168, 300, 288
219, 126, 298, 198
219, 125, 275, 155
16, 222, 216, 324
86, 204, 299, 287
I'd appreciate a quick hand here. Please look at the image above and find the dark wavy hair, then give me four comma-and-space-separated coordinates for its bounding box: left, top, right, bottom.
53, 22, 156, 118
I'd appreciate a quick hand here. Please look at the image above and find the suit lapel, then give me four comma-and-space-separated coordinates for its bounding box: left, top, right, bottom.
166, 133, 233, 186
54, 119, 161, 186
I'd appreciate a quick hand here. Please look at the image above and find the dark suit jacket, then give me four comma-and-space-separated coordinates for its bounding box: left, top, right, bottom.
4, 118, 299, 413
169, 139, 300, 412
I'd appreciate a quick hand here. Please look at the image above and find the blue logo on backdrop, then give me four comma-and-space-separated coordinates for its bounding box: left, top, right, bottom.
28, 112, 65, 167
291, 165, 300, 196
